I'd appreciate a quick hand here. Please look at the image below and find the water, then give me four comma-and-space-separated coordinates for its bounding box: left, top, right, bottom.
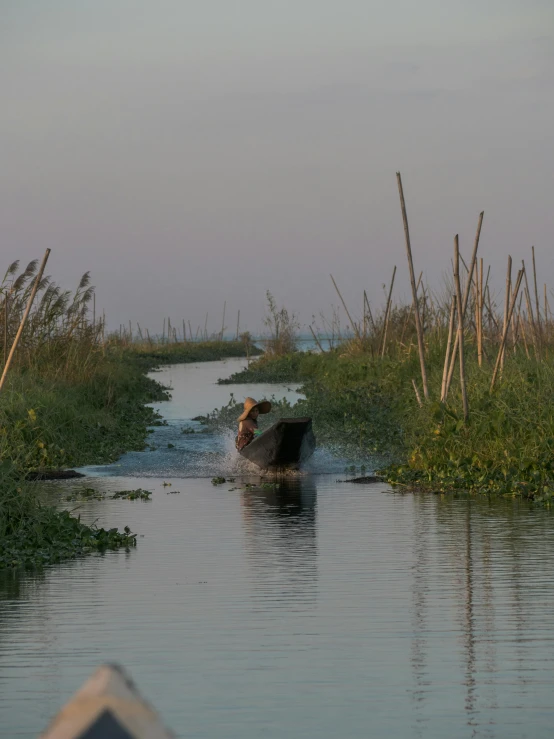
1, 358, 554, 738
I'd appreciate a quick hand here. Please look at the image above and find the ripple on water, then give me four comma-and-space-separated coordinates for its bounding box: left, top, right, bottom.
1, 359, 554, 738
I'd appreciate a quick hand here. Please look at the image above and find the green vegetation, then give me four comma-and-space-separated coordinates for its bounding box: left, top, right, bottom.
0, 258, 257, 568
121, 339, 261, 365
64, 487, 152, 502
0, 467, 136, 570
214, 344, 554, 504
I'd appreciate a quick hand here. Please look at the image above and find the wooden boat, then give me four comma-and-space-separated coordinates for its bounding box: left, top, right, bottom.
41, 664, 175, 738
239, 417, 316, 471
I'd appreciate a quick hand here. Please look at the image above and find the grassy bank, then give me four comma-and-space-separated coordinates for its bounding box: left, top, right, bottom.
214, 347, 554, 503
0, 259, 256, 569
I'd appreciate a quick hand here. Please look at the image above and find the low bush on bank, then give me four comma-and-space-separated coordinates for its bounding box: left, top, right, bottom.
216, 347, 554, 502
123, 339, 261, 365
0, 466, 136, 569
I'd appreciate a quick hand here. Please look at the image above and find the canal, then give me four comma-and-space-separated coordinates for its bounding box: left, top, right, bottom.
1, 358, 553, 737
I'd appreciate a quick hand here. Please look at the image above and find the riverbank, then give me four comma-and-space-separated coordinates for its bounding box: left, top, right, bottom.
214, 348, 554, 503
0, 340, 256, 568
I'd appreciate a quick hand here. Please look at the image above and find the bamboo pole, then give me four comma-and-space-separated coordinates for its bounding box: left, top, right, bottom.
183, 320, 187, 343
236, 310, 240, 341
0, 249, 51, 392
522, 260, 539, 358
532, 246, 542, 338
380, 265, 397, 357
330, 274, 361, 340
363, 291, 376, 333
309, 324, 325, 353
500, 256, 512, 371
396, 172, 429, 400
440, 295, 456, 402
3, 294, 8, 366
531, 246, 543, 352
444, 212, 484, 399
399, 272, 422, 347
513, 293, 523, 353
188, 320, 193, 341
519, 311, 530, 359
490, 269, 524, 391
204, 313, 208, 340
453, 237, 469, 421
412, 379, 423, 408
477, 257, 483, 367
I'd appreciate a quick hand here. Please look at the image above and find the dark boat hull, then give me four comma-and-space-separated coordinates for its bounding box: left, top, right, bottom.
239, 417, 316, 470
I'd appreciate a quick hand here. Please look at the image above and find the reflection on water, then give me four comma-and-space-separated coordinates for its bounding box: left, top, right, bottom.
1, 360, 554, 738
241, 479, 318, 612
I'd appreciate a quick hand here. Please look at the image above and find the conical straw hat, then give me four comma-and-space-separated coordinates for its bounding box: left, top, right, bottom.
238, 397, 272, 422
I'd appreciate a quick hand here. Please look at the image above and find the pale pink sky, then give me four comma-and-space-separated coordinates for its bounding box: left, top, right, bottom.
2, 2, 554, 334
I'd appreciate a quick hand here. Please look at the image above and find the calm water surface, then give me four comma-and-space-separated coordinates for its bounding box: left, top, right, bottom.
1, 358, 554, 738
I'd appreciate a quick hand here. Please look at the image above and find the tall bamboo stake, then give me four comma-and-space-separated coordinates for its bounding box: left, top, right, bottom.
519, 311, 530, 359
0, 249, 51, 392
490, 269, 524, 391
330, 274, 361, 339
188, 321, 193, 341
380, 265, 396, 356
3, 294, 9, 366
412, 379, 423, 408
500, 256, 512, 371
399, 272, 422, 346
204, 313, 208, 340
453, 237, 469, 421
396, 172, 429, 400
444, 212, 484, 399
477, 258, 484, 366
236, 310, 240, 341
521, 260, 539, 358
532, 246, 543, 348
363, 292, 375, 332
309, 324, 325, 353
441, 296, 456, 402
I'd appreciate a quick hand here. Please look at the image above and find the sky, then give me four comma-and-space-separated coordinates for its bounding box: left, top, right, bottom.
1, 1, 554, 335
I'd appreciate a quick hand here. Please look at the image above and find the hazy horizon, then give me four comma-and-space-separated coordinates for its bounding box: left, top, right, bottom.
2, 1, 554, 334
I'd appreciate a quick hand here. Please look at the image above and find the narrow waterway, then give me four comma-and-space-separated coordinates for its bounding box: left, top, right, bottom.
1, 358, 554, 738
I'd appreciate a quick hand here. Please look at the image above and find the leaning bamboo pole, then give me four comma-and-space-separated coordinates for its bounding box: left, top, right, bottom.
0, 249, 51, 392
309, 324, 325, 353
3, 293, 9, 366
453, 237, 469, 421
441, 296, 456, 402
500, 256, 512, 372
363, 292, 376, 333
380, 265, 397, 356
396, 172, 429, 400
532, 246, 543, 347
330, 274, 361, 340
490, 269, 524, 391
477, 257, 483, 367
443, 212, 484, 400
521, 262, 539, 360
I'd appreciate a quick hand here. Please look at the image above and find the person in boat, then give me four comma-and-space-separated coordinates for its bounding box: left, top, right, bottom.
236, 397, 271, 451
